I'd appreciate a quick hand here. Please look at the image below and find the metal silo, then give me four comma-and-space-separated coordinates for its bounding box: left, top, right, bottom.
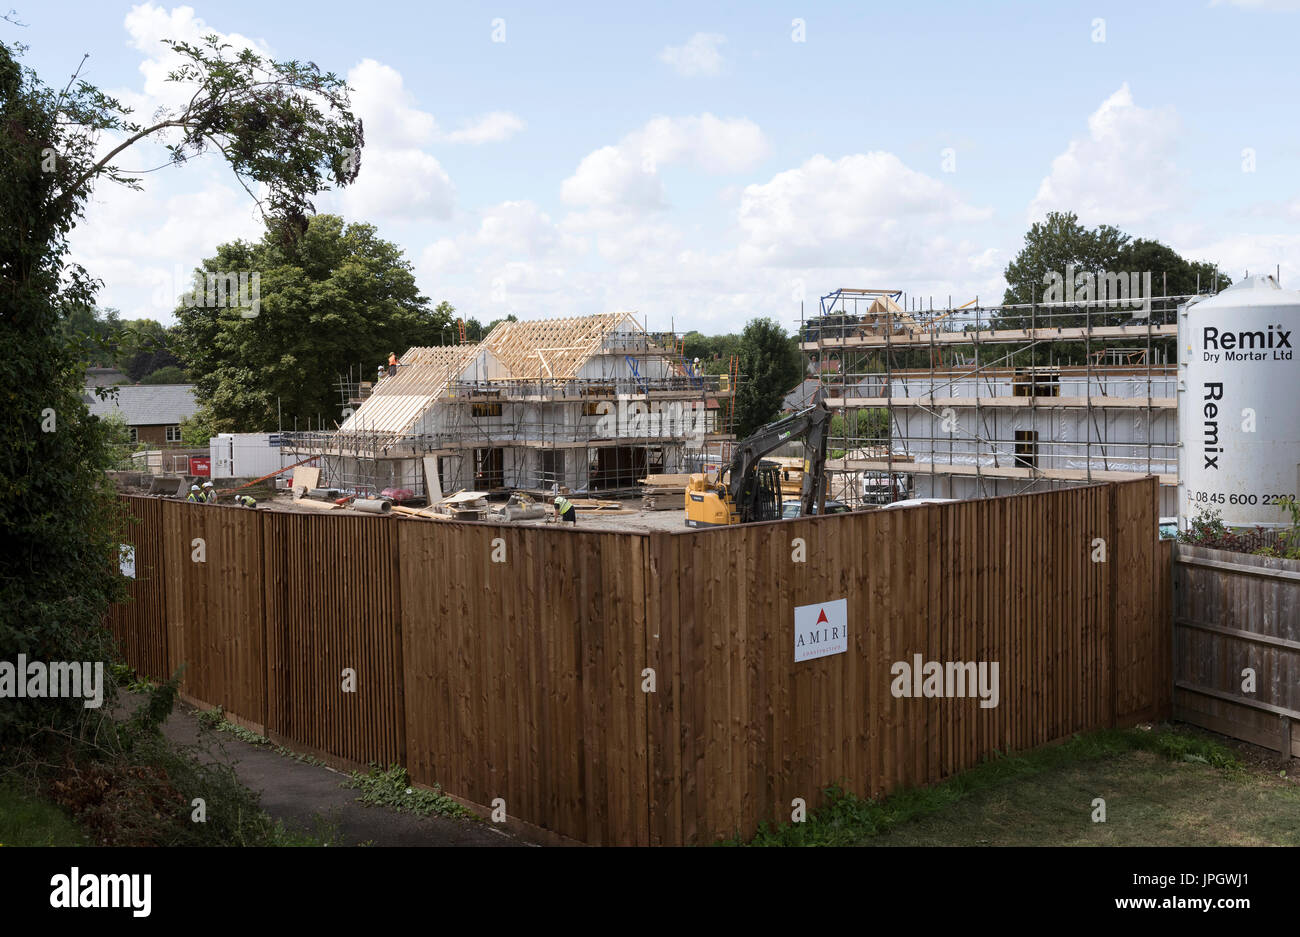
1179, 274, 1300, 529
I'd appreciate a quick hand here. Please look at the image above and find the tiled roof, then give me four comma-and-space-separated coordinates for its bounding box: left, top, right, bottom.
85, 384, 197, 426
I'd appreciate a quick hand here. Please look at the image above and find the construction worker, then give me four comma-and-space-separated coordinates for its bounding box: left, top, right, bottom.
387, 352, 399, 378
233, 494, 258, 509
554, 495, 577, 525
201, 481, 217, 503
186, 484, 202, 503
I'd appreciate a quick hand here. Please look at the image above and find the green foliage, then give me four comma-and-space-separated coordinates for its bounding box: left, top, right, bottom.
0, 42, 125, 740
733, 318, 804, 438
108, 662, 154, 693
682, 330, 741, 375
343, 763, 474, 819
179, 408, 216, 448
1178, 504, 1299, 557
737, 727, 1242, 846
0, 782, 88, 846
1002, 211, 1135, 308
139, 364, 188, 384
997, 211, 1233, 365
59, 303, 121, 368
98, 408, 135, 468
195, 706, 326, 766
173, 214, 454, 431
4, 679, 339, 845
0, 26, 359, 751
117, 318, 185, 382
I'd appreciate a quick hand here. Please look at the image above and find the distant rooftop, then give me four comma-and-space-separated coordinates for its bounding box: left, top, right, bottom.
85, 366, 127, 387
85, 384, 197, 426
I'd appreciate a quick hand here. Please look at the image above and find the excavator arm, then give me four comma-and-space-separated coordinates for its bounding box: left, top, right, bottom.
726, 402, 831, 522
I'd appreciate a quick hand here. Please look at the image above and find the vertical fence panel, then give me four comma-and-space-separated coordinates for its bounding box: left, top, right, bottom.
107, 497, 169, 681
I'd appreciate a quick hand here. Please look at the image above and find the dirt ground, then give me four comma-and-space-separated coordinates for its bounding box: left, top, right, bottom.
119, 482, 697, 532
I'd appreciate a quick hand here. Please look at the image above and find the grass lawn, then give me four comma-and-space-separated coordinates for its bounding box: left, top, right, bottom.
745, 726, 1299, 846
0, 782, 87, 847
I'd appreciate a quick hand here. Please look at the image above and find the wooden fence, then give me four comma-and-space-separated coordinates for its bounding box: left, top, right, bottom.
108, 477, 1169, 845
1173, 543, 1300, 757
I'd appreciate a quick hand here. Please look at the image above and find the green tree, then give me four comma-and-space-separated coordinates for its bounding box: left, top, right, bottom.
174, 214, 452, 432
1115, 238, 1231, 298
1001, 211, 1131, 308
483, 313, 517, 338
997, 211, 1233, 364
60, 303, 121, 367
139, 364, 188, 384
681, 330, 740, 375
733, 318, 804, 439
118, 318, 185, 381
179, 410, 216, 448
0, 30, 360, 742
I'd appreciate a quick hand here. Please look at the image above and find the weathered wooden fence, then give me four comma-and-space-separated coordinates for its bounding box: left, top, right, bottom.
1173, 543, 1300, 757
108, 477, 1169, 845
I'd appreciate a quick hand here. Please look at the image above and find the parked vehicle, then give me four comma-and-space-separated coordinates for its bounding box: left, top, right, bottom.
781, 498, 851, 519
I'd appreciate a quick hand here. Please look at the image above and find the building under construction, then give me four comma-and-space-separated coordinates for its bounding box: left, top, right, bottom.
801, 287, 1189, 517
283, 312, 736, 498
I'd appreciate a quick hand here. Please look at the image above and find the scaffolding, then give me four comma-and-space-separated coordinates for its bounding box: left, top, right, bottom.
801, 288, 1199, 514
282, 315, 738, 499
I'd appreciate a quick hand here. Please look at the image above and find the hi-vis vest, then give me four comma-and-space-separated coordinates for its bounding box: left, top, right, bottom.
187, 492, 201, 502
555, 496, 572, 514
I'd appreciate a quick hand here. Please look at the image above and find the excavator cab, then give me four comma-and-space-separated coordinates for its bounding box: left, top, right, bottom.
737, 460, 783, 522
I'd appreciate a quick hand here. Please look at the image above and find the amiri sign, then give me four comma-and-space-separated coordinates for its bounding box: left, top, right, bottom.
794, 599, 847, 662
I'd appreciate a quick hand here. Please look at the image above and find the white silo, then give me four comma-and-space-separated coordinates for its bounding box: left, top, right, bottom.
1179, 275, 1300, 529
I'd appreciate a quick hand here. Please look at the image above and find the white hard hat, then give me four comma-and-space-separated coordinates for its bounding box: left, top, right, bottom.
554, 497, 562, 504
202, 481, 213, 488
190, 485, 199, 491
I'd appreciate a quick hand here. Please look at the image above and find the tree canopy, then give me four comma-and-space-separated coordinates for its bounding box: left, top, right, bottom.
732, 317, 804, 439
0, 29, 361, 742
173, 214, 454, 432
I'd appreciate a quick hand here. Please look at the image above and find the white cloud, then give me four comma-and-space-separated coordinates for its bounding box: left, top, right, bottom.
444, 112, 525, 144
1181, 233, 1300, 286
341, 147, 455, 220
348, 59, 437, 147
71, 168, 264, 320
348, 60, 521, 146
1029, 84, 1181, 226
121, 3, 272, 114
659, 33, 727, 77
737, 152, 991, 268
561, 114, 767, 211
338, 60, 456, 219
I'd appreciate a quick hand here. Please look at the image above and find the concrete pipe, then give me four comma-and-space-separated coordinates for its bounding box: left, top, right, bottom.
505, 506, 548, 521
351, 499, 392, 514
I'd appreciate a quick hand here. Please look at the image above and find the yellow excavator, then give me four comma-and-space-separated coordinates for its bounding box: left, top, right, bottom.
685, 402, 832, 527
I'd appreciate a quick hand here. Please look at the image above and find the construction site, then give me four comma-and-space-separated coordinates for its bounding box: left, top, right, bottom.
801, 287, 1185, 518
122, 286, 1201, 527
269, 311, 737, 518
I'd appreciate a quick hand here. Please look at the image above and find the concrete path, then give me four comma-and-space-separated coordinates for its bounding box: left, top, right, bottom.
124, 694, 526, 847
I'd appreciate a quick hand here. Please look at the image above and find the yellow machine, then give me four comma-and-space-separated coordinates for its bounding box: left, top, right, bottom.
685, 403, 831, 527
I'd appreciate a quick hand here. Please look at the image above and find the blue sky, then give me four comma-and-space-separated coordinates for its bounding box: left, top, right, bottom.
15, 0, 1300, 333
